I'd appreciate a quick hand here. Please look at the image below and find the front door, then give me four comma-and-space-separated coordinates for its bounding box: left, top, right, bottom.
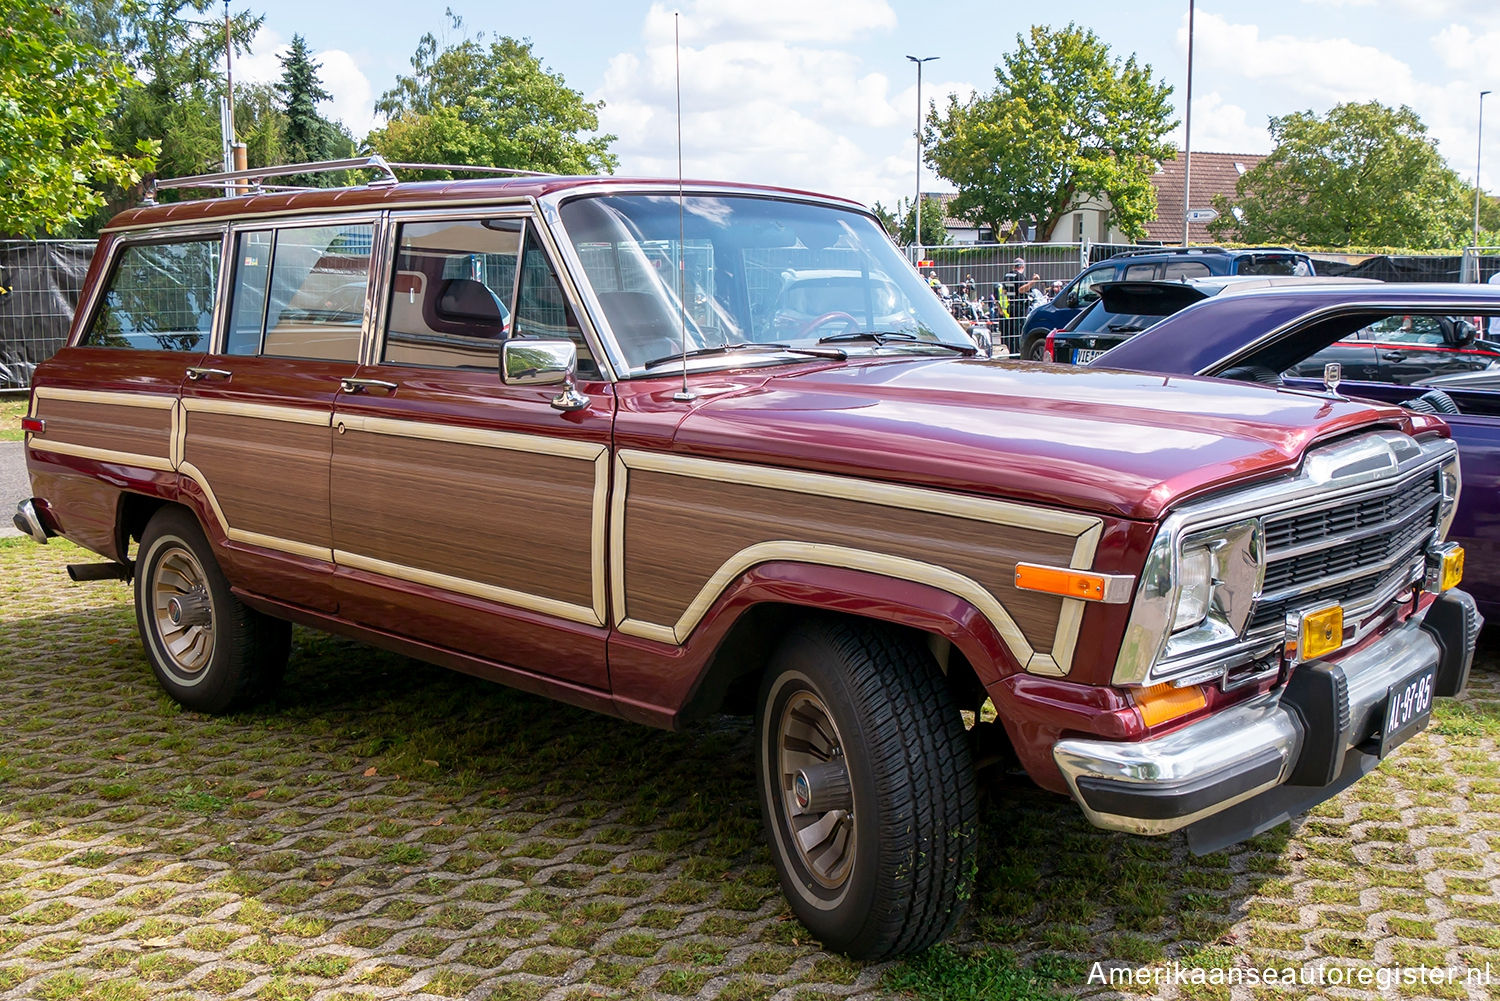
177, 219, 376, 612
330, 214, 613, 690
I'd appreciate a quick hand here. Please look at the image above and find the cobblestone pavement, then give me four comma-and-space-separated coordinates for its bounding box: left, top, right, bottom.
1, 537, 1498, 1001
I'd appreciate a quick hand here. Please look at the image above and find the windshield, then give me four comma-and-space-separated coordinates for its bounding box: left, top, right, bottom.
557, 194, 973, 373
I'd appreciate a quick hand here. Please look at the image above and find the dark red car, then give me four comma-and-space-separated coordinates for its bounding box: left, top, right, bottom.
13, 160, 1481, 957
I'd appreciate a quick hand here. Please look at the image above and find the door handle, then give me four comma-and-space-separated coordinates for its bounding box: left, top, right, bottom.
186, 367, 232, 381
339, 377, 397, 394
1381, 351, 1406, 361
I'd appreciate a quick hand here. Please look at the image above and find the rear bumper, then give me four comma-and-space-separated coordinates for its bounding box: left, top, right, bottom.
1053, 589, 1481, 853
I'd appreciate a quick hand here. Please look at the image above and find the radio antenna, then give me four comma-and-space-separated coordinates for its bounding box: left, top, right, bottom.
672, 11, 695, 402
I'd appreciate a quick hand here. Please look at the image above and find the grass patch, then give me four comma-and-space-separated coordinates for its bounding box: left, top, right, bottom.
885, 946, 1070, 1000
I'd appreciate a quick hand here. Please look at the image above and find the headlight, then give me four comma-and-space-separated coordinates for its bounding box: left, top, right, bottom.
1173, 547, 1213, 631
1438, 457, 1461, 538
1114, 517, 1266, 686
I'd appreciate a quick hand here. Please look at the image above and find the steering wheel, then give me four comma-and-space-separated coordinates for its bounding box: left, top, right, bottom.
799, 311, 859, 338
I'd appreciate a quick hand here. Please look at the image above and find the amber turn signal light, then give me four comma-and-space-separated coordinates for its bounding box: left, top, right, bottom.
1132, 681, 1208, 728
1014, 563, 1133, 603
1440, 545, 1465, 592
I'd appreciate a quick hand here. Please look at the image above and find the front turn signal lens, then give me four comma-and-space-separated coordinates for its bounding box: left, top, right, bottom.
1442, 546, 1465, 591
1015, 563, 1133, 603
1133, 681, 1208, 728
1288, 604, 1343, 663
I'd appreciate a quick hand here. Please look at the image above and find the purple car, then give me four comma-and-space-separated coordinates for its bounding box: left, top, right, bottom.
1099, 283, 1500, 619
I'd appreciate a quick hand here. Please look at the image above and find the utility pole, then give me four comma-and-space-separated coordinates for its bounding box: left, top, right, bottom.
1182, 0, 1194, 246
1476, 89, 1491, 254
224, 0, 235, 138
906, 55, 938, 255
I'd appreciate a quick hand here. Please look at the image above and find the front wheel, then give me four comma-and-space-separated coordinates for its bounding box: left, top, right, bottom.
1024, 336, 1046, 361
134, 507, 290, 713
755, 620, 978, 959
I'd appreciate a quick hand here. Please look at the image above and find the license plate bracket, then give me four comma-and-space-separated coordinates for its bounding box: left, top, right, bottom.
1377, 664, 1437, 758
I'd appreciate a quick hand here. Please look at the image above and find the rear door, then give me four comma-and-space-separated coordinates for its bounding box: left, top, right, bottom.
328, 211, 613, 691
177, 217, 376, 611
26, 232, 219, 555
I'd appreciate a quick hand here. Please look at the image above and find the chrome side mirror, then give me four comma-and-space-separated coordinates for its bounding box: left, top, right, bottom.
501, 339, 588, 412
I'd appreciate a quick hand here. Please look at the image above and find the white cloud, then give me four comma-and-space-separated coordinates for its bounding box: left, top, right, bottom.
1182, 10, 1500, 191
1169, 92, 1271, 155
595, 0, 967, 208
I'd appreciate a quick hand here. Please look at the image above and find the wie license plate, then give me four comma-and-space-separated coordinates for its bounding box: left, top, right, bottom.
1072, 348, 1106, 363
1378, 665, 1437, 757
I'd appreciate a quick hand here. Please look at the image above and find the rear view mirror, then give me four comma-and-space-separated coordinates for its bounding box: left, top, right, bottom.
1449, 319, 1478, 346
501, 339, 588, 411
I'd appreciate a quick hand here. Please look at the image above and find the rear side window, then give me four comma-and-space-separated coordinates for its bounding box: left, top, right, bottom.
82, 238, 222, 352
1162, 261, 1210, 280
1123, 263, 1157, 280
226, 223, 373, 361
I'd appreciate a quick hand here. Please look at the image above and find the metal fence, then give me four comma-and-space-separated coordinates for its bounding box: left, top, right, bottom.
6, 239, 1500, 389
0, 240, 96, 390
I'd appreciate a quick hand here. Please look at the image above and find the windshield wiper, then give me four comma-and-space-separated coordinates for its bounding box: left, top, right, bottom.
816, 330, 976, 355
1105, 324, 1146, 333
642, 342, 846, 369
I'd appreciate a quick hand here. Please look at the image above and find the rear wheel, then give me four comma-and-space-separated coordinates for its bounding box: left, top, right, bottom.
134, 507, 290, 713
755, 619, 978, 959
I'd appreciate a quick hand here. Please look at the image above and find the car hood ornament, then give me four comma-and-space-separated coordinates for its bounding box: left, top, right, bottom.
1323, 361, 1343, 398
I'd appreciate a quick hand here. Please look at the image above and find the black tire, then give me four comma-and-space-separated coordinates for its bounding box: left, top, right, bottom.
134, 507, 290, 713
755, 619, 978, 959
1024, 336, 1046, 361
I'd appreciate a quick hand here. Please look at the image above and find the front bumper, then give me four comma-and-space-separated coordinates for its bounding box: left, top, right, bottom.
1053, 589, 1481, 854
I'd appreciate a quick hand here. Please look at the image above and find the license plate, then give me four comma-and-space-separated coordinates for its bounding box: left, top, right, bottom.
1378, 665, 1437, 757
1072, 348, 1106, 363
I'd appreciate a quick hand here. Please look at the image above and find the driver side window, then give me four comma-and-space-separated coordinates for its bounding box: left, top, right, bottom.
1075, 268, 1110, 306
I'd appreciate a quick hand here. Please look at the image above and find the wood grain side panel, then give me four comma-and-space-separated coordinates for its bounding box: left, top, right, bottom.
622, 471, 1072, 650
34, 398, 171, 459
183, 412, 333, 549
331, 431, 596, 607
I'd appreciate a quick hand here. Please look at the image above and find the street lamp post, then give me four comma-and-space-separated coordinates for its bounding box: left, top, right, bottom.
906, 55, 938, 254
1476, 89, 1492, 255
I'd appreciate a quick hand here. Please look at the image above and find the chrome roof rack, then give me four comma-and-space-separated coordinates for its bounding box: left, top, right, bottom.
142, 154, 557, 205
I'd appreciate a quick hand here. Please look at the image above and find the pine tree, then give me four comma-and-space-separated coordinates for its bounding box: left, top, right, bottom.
276, 34, 332, 165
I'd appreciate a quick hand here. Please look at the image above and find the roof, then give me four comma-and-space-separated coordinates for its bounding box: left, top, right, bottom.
1144, 151, 1264, 243
103, 175, 865, 233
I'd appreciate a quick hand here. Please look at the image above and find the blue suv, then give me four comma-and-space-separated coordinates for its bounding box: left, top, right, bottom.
1019, 246, 1315, 359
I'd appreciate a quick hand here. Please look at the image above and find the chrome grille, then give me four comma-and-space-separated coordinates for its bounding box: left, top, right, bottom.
1249, 468, 1441, 633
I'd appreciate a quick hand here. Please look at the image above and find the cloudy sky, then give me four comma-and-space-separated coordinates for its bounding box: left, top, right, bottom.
234, 0, 1500, 211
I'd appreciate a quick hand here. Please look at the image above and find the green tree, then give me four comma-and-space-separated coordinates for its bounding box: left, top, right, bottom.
367, 10, 616, 176
0, 0, 154, 236
872, 197, 950, 246
69, 0, 270, 211
924, 24, 1175, 242
276, 34, 353, 183
1210, 102, 1470, 248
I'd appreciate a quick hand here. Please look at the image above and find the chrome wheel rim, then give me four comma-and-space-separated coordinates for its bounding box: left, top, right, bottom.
776, 690, 856, 890
151, 546, 214, 678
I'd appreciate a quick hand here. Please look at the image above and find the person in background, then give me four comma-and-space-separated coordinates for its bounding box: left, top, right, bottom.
962, 273, 976, 301
1003, 258, 1041, 338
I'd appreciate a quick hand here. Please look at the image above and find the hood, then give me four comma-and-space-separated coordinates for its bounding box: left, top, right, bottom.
670, 357, 1440, 521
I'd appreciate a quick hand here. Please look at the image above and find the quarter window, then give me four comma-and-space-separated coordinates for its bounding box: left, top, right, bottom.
82, 238, 222, 352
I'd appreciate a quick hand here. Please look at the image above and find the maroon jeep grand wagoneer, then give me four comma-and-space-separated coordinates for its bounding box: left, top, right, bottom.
15, 159, 1481, 958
